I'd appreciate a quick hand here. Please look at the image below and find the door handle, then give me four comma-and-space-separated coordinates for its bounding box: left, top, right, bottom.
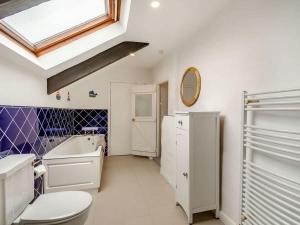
182, 172, 188, 178
132, 118, 136, 122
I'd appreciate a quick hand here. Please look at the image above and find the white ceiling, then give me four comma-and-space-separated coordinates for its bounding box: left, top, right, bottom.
116, 0, 233, 70
0, 0, 233, 75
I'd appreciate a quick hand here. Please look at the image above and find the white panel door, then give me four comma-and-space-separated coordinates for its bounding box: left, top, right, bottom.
110, 82, 132, 155
131, 85, 157, 156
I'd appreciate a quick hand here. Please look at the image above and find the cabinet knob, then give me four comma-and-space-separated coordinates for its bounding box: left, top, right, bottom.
178, 120, 183, 125
182, 172, 188, 178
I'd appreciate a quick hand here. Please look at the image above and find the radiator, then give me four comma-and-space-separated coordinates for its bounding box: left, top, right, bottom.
240, 88, 300, 225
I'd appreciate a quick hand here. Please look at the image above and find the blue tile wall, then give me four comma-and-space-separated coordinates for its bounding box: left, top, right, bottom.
34, 176, 43, 199
73, 109, 108, 153
0, 106, 74, 159
37, 108, 74, 155
0, 106, 108, 159
0, 105, 108, 197
73, 109, 108, 135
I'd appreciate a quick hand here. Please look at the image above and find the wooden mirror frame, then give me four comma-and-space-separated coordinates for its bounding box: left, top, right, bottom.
180, 67, 201, 107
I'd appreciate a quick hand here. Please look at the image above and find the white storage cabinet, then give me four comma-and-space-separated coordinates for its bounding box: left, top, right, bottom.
175, 112, 220, 224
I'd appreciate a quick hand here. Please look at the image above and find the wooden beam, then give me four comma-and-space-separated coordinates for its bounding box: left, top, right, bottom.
0, 0, 51, 19
47, 41, 149, 94
0, 0, 14, 4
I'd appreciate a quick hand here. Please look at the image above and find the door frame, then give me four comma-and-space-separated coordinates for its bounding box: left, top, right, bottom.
156, 81, 169, 161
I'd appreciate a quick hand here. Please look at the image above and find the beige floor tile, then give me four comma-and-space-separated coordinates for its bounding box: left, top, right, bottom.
123, 215, 154, 225
87, 156, 223, 225
150, 204, 188, 225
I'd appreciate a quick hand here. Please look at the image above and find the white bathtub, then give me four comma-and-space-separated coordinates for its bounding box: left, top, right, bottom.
42, 134, 105, 193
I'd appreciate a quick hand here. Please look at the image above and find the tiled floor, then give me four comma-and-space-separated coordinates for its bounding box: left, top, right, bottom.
86, 156, 223, 225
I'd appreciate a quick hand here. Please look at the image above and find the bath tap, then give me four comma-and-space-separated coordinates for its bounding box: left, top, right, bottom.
82, 127, 99, 136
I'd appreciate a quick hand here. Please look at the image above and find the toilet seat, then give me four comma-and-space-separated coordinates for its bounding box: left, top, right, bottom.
17, 191, 92, 224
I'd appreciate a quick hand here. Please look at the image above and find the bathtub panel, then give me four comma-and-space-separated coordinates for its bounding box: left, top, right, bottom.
48, 160, 97, 186
43, 157, 100, 193
43, 135, 105, 193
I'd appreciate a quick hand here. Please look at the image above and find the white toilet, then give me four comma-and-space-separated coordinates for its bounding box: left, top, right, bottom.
0, 154, 92, 225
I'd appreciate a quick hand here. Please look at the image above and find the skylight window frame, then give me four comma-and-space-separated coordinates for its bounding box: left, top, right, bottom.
0, 0, 121, 56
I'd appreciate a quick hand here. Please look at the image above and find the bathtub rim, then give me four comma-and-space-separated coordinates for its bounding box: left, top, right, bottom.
43, 146, 102, 160
43, 134, 105, 160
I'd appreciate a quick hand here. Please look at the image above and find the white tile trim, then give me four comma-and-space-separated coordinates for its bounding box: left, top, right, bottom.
220, 211, 237, 225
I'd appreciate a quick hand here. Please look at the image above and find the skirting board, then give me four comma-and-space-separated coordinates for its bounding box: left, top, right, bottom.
220, 211, 237, 225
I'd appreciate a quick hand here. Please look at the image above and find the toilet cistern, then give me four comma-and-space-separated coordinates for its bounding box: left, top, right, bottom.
0, 154, 93, 225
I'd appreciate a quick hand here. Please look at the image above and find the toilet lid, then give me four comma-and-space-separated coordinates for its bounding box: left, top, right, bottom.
20, 191, 92, 223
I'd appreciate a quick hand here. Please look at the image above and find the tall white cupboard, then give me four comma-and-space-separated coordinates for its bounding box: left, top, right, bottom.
175, 112, 220, 224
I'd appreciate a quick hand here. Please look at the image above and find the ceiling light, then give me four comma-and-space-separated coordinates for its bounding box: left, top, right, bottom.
150, 1, 160, 8
130, 53, 135, 56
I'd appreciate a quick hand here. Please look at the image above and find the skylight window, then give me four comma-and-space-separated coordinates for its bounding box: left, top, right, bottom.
3, 0, 107, 44
0, 0, 120, 56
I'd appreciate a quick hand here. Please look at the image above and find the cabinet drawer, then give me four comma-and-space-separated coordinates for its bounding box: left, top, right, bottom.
176, 116, 189, 130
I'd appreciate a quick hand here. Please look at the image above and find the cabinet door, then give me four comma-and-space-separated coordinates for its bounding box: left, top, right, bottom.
176, 128, 189, 215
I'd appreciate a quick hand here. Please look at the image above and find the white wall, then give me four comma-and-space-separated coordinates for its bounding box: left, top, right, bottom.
0, 55, 69, 108
152, 0, 300, 224
0, 53, 152, 109
66, 65, 152, 109
151, 55, 177, 115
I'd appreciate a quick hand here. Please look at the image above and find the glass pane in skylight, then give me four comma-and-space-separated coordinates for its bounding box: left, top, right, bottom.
2, 0, 107, 44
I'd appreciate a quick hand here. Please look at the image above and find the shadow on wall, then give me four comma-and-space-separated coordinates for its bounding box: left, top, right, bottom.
219, 116, 225, 209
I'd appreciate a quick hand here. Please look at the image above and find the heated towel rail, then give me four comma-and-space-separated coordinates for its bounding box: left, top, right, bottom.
240, 88, 300, 225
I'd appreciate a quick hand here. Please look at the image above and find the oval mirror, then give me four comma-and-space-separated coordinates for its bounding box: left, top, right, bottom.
180, 67, 201, 107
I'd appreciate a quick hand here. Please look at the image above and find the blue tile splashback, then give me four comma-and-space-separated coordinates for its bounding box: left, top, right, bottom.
0, 106, 71, 159
34, 176, 43, 199
73, 109, 108, 153
0, 105, 108, 197
0, 106, 108, 159
73, 109, 108, 135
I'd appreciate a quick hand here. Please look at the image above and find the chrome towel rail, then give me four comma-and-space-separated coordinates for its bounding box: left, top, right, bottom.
245, 88, 300, 111
244, 125, 300, 135
246, 101, 300, 106
245, 107, 300, 111
240, 89, 300, 225
244, 134, 300, 148
245, 129, 300, 142
245, 88, 300, 96
247, 95, 300, 101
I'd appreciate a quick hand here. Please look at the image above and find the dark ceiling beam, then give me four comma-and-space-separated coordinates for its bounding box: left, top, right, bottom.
0, 0, 51, 19
47, 41, 149, 95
